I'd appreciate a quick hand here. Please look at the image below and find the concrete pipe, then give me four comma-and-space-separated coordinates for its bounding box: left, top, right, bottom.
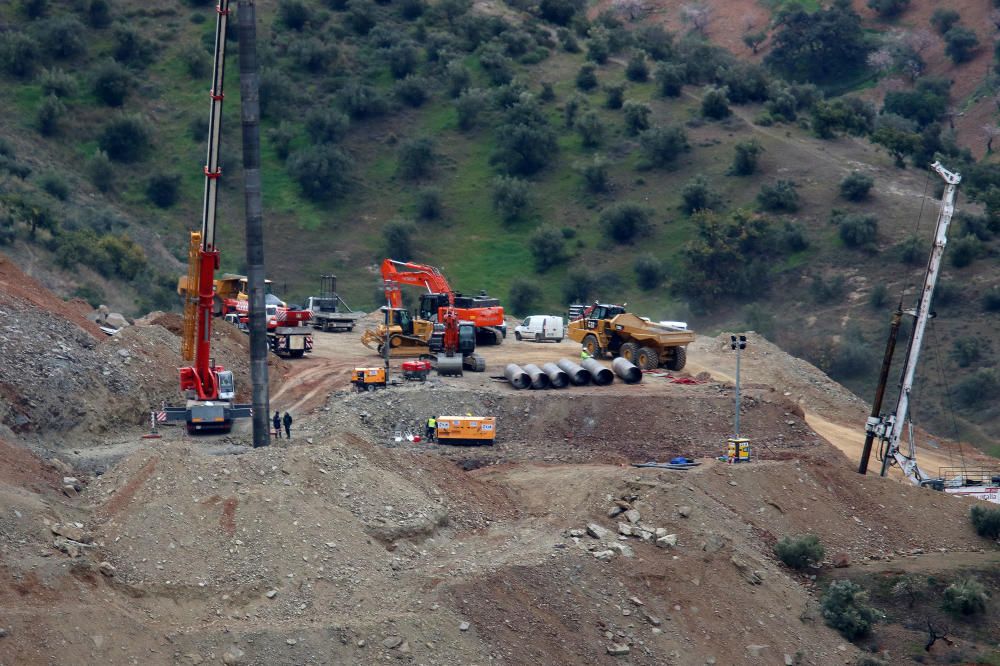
504, 363, 531, 390
557, 359, 592, 386
541, 362, 570, 388
612, 357, 642, 384
581, 358, 614, 386
522, 364, 551, 390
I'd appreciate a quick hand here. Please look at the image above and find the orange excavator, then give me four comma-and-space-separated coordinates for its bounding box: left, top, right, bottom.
380, 259, 506, 345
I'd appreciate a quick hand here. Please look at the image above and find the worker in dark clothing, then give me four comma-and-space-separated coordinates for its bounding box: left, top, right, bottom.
282, 412, 293, 439
273, 411, 282, 439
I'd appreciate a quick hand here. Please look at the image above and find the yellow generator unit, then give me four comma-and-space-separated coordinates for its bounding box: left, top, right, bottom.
351, 367, 387, 392
436, 416, 496, 443
726, 437, 750, 463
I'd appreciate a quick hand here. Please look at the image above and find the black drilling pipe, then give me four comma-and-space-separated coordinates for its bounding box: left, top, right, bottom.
581, 358, 614, 386
504, 363, 531, 390
542, 362, 570, 388
612, 357, 642, 384
557, 359, 592, 386
522, 364, 551, 390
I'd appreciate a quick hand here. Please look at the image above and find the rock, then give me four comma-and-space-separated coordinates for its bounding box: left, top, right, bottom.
286, 639, 297, 646
655, 534, 678, 549
568, 528, 586, 538
459, 621, 470, 631
51, 524, 87, 543
266, 589, 278, 598
382, 636, 403, 649
106, 313, 130, 329
654, 528, 669, 538
116, 348, 131, 358
396, 641, 410, 657
587, 523, 611, 540
643, 612, 662, 627
731, 555, 763, 585
53, 537, 80, 558
629, 596, 644, 606
623, 509, 641, 524
702, 533, 726, 554
784, 654, 794, 666
593, 549, 616, 562
832, 552, 850, 568
185, 653, 203, 665
607, 643, 630, 656
608, 542, 634, 558
678, 505, 692, 518
746, 644, 769, 658
98, 561, 116, 577
0, 627, 8, 638
617, 523, 633, 536
222, 647, 245, 665
637, 530, 654, 541
608, 506, 624, 518
705, 658, 717, 665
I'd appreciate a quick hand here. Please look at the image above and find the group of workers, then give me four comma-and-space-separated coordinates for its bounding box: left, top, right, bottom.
272, 411, 293, 438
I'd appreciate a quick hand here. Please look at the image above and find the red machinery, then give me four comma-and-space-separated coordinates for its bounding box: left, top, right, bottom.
380, 258, 506, 344
164, 0, 251, 433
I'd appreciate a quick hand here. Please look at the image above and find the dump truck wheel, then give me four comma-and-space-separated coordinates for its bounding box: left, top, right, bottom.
620, 342, 639, 363
582, 334, 602, 358
665, 346, 687, 371
636, 346, 659, 370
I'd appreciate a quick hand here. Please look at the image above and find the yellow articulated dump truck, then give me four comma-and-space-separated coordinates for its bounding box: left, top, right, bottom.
567, 303, 695, 370
435, 416, 496, 444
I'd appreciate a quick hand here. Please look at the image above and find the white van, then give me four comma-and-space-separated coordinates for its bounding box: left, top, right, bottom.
514, 315, 564, 342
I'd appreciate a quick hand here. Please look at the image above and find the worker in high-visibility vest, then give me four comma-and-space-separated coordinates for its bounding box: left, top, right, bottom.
426, 416, 437, 442
580, 347, 593, 361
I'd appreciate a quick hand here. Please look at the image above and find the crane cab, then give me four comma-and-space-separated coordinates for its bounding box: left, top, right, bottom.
217, 370, 235, 400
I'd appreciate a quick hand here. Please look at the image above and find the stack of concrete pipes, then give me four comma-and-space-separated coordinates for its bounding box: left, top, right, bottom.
504, 357, 641, 390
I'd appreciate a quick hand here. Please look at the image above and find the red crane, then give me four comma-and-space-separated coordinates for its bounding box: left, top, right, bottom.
379, 258, 506, 344
164, 0, 250, 433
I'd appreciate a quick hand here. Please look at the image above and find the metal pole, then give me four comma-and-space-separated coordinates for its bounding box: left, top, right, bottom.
734, 343, 741, 438
858, 308, 902, 474
238, 0, 270, 448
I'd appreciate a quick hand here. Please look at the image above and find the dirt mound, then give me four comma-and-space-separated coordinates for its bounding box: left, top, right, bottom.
135, 310, 183, 335
0, 254, 101, 338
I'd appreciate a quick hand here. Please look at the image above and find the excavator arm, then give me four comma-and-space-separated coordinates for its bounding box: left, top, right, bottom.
379, 258, 453, 308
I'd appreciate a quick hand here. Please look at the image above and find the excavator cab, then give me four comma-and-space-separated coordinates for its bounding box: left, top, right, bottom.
418, 293, 450, 322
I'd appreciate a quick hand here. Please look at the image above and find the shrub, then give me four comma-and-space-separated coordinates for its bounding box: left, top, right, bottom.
563, 267, 596, 303
982, 286, 1000, 312
290, 38, 336, 73
99, 114, 152, 162
40, 68, 76, 97
653, 62, 684, 97
970, 505, 1000, 539
829, 334, 870, 378
563, 94, 584, 128
415, 187, 442, 220
287, 144, 352, 201
757, 180, 799, 212
508, 278, 541, 315
87, 150, 114, 192
38, 172, 69, 201
397, 137, 436, 180
639, 126, 690, 168
399, 0, 424, 19
774, 534, 824, 569
267, 122, 297, 161
623, 100, 651, 136
491, 100, 559, 176
930, 9, 960, 35
1, 33, 40, 78
112, 26, 155, 68
701, 86, 730, 120
600, 202, 652, 244
604, 82, 625, 110
944, 27, 979, 65
381, 219, 417, 260
529, 226, 566, 271
869, 283, 888, 309
810, 274, 847, 304
39, 15, 87, 60
85, 0, 112, 28
942, 578, 988, 616
576, 63, 598, 91
278, 0, 311, 30
146, 172, 182, 208
446, 61, 471, 98
92, 60, 131, 107
578, 155, 609, 193
681, 176, 719, 214
539, 0, 583, 25
455, 89, 488, 130
867, 0, 909, 18
780, 222, 809, 252
492, 175, 531, 223
838, 214, 879, 250
305, 109, 349, 144
634, 254, 664, 290
950, 337, 983, 368
98, 234, 146, 279
21, 0, 48, 19
576, 110, 603, 148
395, 75, 430, 107
557, 28, 580, 53
479, 47, 513, 86
821, 580, 880, 640
586, 26, 610, 64
387, 43, 419, 79
954, 368, 999, 407
36, 94, 66, 136
950, 234, 982, 268
897, 235, 922, 264
625, 51, 648, 82
339, 80, 387, 119
730, 140, 762, 176
840, 171, 874, 201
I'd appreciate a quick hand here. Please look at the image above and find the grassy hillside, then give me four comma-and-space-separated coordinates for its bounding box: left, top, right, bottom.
1, 0, 999, 452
